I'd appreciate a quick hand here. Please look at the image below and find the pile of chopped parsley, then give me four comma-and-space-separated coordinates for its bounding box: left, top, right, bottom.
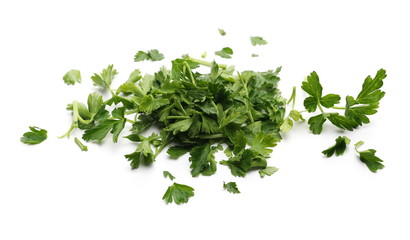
21, 31, 386, 204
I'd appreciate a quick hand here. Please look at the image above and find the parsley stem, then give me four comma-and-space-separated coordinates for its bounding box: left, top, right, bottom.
330, 106, 346, 110
186, 56, 227, 69
167, 116, 190, 119
198, 134, 224, 139
183, 62, 196, 86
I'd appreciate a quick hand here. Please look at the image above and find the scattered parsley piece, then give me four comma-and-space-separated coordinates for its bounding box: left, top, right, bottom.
251, 53, 259, 57
91, 65, 118, 89
162, 182, 195, 204
218, 28, 226, 36
345, 69, 387, 125
63, 69, 81, 85
20, 126, 47, 145
250, 36, 268, 46
322, 136, 350, 158
215, 47, 233, 59
354, 141, 384, 173
134, 49, 165, 62
259, 166, 279, 178
163, 171, 176, 180
189, 143, 217, 177
74, 137, 88, 151
201, 51, 207, 58
223, 182, 240, 194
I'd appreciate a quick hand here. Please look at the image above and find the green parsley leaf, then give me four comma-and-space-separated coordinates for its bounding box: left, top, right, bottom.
215, 47, 233, 59
91, 65, 118, 89
251, 53, 259, 57
125, 139, 155, 169
308, 114, 327, 135
162, 182, 195, 204
164, 118, 194, 135
134, 49, 164, 62
63, 69, 81, 85
163, 171, 176, 180
250, 132, 278, 155
218, 28, 226, 36
354, 141, 384, 173
74, 137, 88, 151
223, 182, 240, 194
21, 126, 47, 145
167, 146, 191, 159
279, 118, 293, 133
345, 69, 387, 125
220, 149, 254, 177
250, 36, 268, 46
322, 136, 351, 157
259, 166, 279, 178
189, 143, 217, 177
327, 113, 358, 131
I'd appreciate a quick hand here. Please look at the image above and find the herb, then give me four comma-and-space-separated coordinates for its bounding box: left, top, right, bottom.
63, 69, 81, 85
354, 141, 384, 173
259, 166, 279, 178
74, 137, 88, 151
218, 28, 226, 36
223, 181, 240, 194
201, 51, 207, 58
134, 49, 165, 62
163, 171, 175, 180
250, 36, 268, 46
162, 182, 195, 204
322, 136, 350, 157
20, 126, 48, 145
215, 47, 233, 59
251, 53, 259, 57
301, 69, 385, 134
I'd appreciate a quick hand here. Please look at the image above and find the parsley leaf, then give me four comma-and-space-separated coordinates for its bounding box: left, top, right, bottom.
189, 143, 217, 177
21, 126, 47, 145
345, 69, 387, 125
218, 28, 226, 36
163, 171, 176, 180
215, 47, 233, 59
167, 146, 191, 159
307, 114, 326, 135
63, 69, 81, 85
250, 36, 268, 46
134, 49, 164, 62
322, 136, 350, 157
223, 182, 240, 194
91, 65, 118, 89
259, 166, 279, 178
162, 182, 195, 204
354, 141, 384, 173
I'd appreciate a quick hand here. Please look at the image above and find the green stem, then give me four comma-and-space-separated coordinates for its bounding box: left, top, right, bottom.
198, 134, 224, 139
330, 106, 346, 110
186, 56, 227, 69
183, 61, 196, 86
167, 116, 190, 119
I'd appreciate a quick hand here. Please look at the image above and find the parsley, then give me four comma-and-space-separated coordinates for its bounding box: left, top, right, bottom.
163, 171, 176, 180
63, 69, 81, 85
259, 166, 279, 178
20, 126, 47, 145
74, 137, 88, 151
250, 36, 268, 46
162, 183, 195, 204
223, 182, 240, 194
134, 49, 165, 62
301, 70, 385, 134
354, 141, 384, 173
215, 47, 233, 59
218, 28, 226, 36
322, 136, 351, 157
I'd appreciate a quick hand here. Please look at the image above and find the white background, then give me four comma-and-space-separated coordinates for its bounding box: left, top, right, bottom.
1, 0, 409, 239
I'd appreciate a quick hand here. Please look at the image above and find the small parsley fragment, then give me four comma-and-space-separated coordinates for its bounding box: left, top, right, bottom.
91, 65, 118, 89
251, 53, 259, 57
259, 166, 279, 178
218, 28, 226, 36
74, 137, 88, 151
223, 182, 240, 194
215, 47, 233, 59
250, 36, 268, 46
354, 141, 384, 173
134, 49, 165, 62
163, 171, 175, 180
162, 182, 195, 204
63, 69, 81, 85
322, 136, 350, 158
20, 126, 47, 145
